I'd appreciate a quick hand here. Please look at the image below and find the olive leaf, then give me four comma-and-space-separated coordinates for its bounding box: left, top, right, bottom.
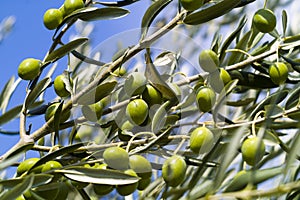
0, 174, 53, 189
285, 87, 300, 110
96, 0, 140, 7
0, 76, 21, 113
78, 7, 130, 21
45, 38, 88, 63
183, 0, 241, 25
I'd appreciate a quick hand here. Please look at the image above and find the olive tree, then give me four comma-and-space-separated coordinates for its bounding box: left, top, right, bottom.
0, 0, 299, 199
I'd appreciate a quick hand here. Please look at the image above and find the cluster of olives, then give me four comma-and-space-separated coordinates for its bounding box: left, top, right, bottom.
97, 147, 153, 196
43, 0, 85, 30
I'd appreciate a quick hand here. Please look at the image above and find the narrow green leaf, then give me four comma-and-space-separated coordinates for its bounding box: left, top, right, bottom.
78, 7, 130, 21
0, 105, 22, 126
227, 31, 251, 65
45, 38, 88, 63
53, 101, 64, 141
225, 167, 282, 192
0, 76, 21, 113
77, 81, 117, 105
226, 97, 255, 107
151, 101, 170, 133
96, 0, 140, 7
140, 0, 172, 40
282, 10, 288, 37
0, 175, 33, 200
6, 142, 34, 160
0, 174, 53, 189
183, 0, 241, 25
285, 87, 300, 110
284, 130, 300, 176
58, 167, 139, 185
25, 77, 51, 110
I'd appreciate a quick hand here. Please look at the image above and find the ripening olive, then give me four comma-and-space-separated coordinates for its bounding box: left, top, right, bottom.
44, 102, 71, 123
124, 72, 147, 96
63, 0, 84, 16
189, 126, 214, 154
103, 147, 129, 170
43, 9, 63, 30
41, 161, 62, 172
18, 58, 41, 80
196, 86, 216, 112
129, 155, 152, 178
241, 136, 265, 166
142, 84, 162, 106
180, 0, 204, 11
137, 177, 151, 190
116, 169, 138, 196
269, 62, 288, 85
126, 99, 149, 125
162, 155, 187, 187
253, 9, 276, 33
54, 74, 72, 98
199, 50, 219, 73
17, 158, 43, 176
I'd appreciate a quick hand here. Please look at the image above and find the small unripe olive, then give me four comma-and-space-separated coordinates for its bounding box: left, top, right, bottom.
189, 127, 214, 154
180, 0, 204, 11
162, 155, 187, 187
114, 66, 127, 76
220, 68, 232, 85
43, 9, 63, 30
44, 102, 71, 123
103, 147, 129, 170
196, 86, 216, 112
241, 136, 265, 166
81, 101, 103, 122
116, 169, 138, 196
54, 75, 72, 98
18, 58, 41, 80
253, 9, 276, 33
137, 177, 151, 190
124, 72, 147, 96
142, 84, 162, 106
269, 62, 288, 85
41, 161, 62, 172
17, 158, 42, 176
126, 99, 149, 125
63, 0, 84, 16
199, 50, 219, 73
129, 155, 152, 178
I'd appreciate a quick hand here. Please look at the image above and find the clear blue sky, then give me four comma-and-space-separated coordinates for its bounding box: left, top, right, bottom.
0, 0, 148, 156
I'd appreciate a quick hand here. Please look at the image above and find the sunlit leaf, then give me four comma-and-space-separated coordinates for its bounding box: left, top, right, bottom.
78, 7, 130, 21
0, 175, 33, 200
0, 76, 21, 113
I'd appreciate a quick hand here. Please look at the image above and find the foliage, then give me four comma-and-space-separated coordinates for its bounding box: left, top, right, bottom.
0, 0, 299, 199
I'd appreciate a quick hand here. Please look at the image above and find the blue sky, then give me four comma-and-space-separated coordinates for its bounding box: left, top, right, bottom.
0, 0, 148, 156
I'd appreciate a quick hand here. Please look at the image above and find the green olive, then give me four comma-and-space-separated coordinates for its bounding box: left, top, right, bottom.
180, 0, 204, 11
189, 127, 214, 154
269, 62, 288, 85
137, 177, 151, 191
81, 101, 103, 122
63, 0, 84, 16
116, 169, 138, 196
209, 68, 232, 93
124, 72, 147, 96
142, 84, 162, 106
126, 99, 149, 125
18, 58, 41, 80
253, 9, 276, 33
162, 155, 187, 187
198, 50, 219, 73
44, 102, 71, 123
241, 136, 265, 166
114, 66, 127, 76
43, 9, 63, 30
103, 147, 129, 170
92, 163, 114, 195
196, 86, 216, 112
17, 158, 43, 176
41, 161, 62, 172
54, 74, 72, 98
129, 155, 152, 178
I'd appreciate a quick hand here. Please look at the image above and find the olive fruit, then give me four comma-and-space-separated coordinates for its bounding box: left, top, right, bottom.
253, 9, 276, 33
196, 86, 216, 112
209, 69, 232, 93
269, 62, 288, 85
114, 66, 127, 76
126, 99, 149, 125
162, 155, 187, 187
41, 161, 62, 172
124, 72, 147, 96
18, 58, 41, 80
189, 127, 214, 154
43, 9, 63, 30
93, 164, 114, 195
81, 101, 103, 122
54, 75, 72, 98
241, 136, 265, 166
142, 84, 162, 106
116, 169, 138, 196
137, 177, 151, 190
63, 0, 84, 16
17, 158, 42, 176
180, 0, 204, 11
103, 147, 129, 170
16, 196, 26, 200
199, 50, 219, 73
220, 68, 232, 85
44, 102, 71, 123
129, 155, 152, 178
